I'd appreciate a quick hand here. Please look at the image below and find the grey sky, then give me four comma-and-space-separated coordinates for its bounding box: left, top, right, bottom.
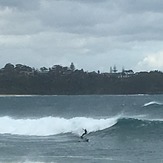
0, 0, 163, 72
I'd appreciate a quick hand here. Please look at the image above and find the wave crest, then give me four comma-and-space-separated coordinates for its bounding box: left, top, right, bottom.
143, 101, 163, 107
0, 116, 118, 136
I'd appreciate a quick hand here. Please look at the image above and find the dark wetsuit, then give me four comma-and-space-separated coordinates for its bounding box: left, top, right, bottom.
81, 129, 87, 139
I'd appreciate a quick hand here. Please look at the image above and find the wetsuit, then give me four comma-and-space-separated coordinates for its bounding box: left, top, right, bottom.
81, 129, 87, 139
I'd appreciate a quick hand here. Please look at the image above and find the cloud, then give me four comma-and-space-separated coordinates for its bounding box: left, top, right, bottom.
0, 0, 163, 71
117, 0, 163, 13
0, 0, 40, 10
38, 0, 163, 41
1, 0, 163, 39
137, 51, 163, 71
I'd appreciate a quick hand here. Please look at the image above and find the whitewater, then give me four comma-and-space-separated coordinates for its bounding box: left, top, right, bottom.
0, 116, 118, 136
0, 95, 163, 163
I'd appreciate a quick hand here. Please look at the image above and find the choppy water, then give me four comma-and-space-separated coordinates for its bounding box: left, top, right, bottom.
0, 95, 163, 163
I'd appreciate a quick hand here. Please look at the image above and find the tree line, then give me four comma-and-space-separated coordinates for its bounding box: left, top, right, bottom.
0, 63, 163, 95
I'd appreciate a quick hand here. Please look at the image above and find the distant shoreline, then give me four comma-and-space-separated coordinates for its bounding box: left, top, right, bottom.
0, 63, 163, 95
0, 94, 162, 97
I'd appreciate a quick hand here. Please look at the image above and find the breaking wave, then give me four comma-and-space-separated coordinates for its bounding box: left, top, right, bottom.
0, 116, 118, 136
143, 101, 163, 107
1, 115, 163, 137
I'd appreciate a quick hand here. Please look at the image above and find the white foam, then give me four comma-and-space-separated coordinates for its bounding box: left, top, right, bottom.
0, 116, 118, 136
143, 101, 163, 107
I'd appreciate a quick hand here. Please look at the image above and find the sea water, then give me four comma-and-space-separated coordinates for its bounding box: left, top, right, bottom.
0, 95, 163, 163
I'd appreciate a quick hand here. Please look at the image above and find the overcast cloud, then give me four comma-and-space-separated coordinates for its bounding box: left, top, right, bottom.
0, 0, 163, 72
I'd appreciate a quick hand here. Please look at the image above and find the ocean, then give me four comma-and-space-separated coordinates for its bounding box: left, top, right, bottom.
0, 95, 163, 163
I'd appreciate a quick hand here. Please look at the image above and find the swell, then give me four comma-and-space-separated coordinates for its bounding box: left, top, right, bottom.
115, 117, 163, 128
103, 117, 163, 137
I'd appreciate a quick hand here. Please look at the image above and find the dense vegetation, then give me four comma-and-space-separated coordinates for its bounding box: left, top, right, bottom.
0, 63, 163, 95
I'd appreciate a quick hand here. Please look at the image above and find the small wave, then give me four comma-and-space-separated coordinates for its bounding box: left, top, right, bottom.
143, 101, 163, 107
0, 116, 118, 136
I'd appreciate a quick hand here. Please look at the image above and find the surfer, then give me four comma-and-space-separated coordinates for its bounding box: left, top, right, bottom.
80, 129, 87, 139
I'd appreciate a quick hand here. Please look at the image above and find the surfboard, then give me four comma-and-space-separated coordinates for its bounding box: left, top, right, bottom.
78, 138, 89, 142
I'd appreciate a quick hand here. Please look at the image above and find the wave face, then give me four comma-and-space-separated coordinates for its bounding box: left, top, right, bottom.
114, 117, 163, 129
0, 116, 118, 136
106, 117, 163, 138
